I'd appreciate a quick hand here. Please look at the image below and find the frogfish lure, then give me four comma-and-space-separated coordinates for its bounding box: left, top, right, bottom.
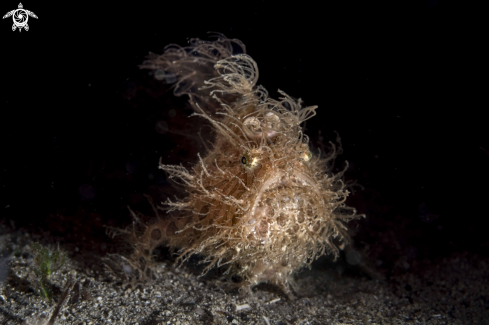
129, 34, 364, 297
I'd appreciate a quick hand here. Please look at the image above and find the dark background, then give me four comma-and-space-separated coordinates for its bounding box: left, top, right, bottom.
1, 1, 487, 276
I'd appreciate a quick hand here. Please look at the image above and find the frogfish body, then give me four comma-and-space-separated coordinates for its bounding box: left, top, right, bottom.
129, 35, 363, 297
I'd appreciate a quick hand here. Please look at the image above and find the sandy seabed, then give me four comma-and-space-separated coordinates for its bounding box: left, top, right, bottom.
1, 220, 488, 325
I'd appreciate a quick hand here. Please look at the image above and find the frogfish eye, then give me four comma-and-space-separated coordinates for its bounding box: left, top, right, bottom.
241, 151, 260, 169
